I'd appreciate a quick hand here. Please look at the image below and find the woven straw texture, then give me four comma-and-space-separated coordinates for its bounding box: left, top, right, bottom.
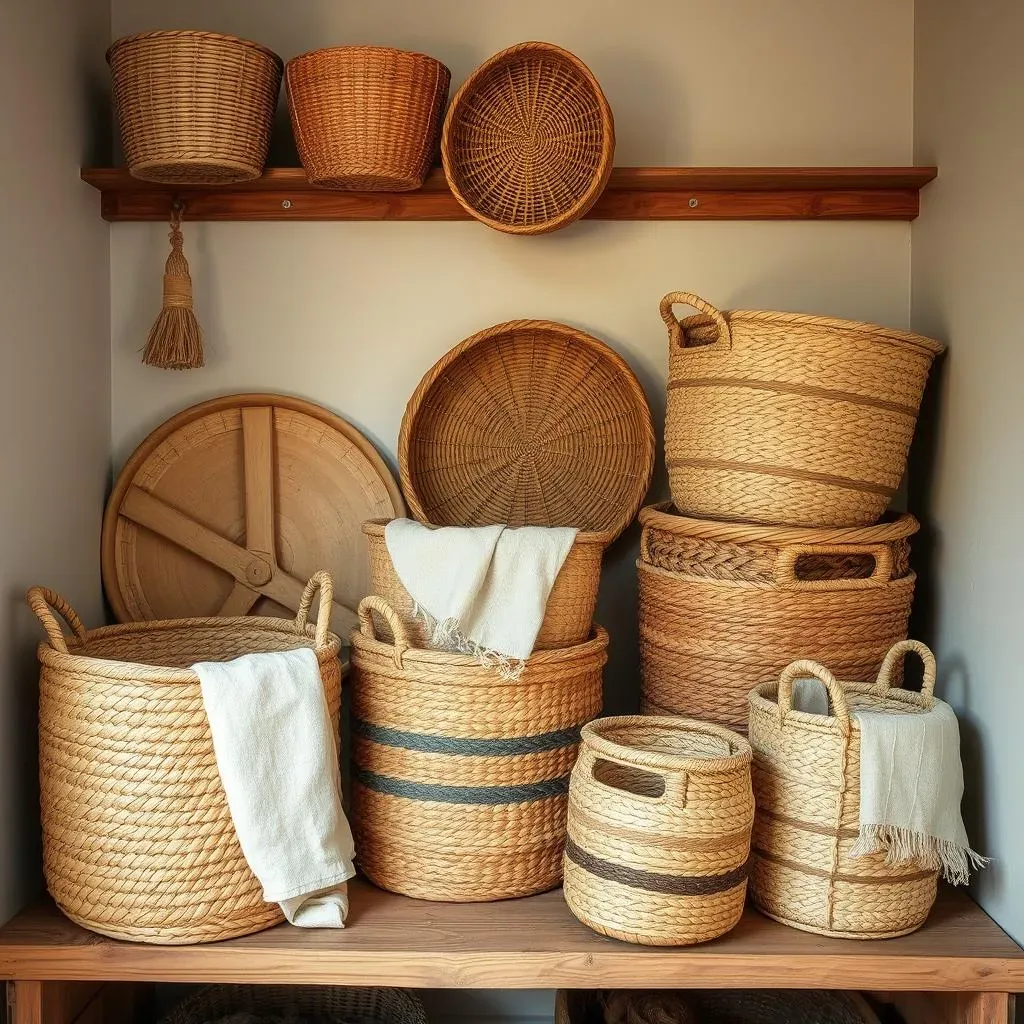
747, 641, 940, 939
442, 41, 614, 234
161, 985, 427, 1024
108, 31, 282, 184
363, 518, 607, 650
564, 717, 753, 946
660, 291, 944, 528
286, 46, 450, 190
350, 596, 605, 902
637, 521, 915, 732
399, 320, 654, 539
30, 573, 342, 945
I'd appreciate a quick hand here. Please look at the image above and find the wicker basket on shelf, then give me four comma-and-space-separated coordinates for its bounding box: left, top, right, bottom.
108, 30, 282, 184
660, 291, 944, 527
442, 41, 614, 233
747, 641, 940, 939
350, 596, 605, 902
286, 46, 450, 190
29, 573, 342, 944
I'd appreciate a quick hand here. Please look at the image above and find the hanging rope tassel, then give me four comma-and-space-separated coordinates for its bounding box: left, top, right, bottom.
143, 200, 204, 369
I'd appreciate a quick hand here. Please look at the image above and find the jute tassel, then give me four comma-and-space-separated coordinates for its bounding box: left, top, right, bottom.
143, 200, 204, 369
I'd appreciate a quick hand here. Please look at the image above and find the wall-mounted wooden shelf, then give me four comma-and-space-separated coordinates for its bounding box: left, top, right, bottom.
82, 166, 937, 222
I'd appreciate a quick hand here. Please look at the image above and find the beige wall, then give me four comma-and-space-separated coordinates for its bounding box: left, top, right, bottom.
0, 1, 111, 924
912, 0, 1024, 942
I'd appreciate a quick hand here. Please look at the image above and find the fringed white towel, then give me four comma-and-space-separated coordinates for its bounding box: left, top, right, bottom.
194, 647, 356, 927
384, 518, 578, 676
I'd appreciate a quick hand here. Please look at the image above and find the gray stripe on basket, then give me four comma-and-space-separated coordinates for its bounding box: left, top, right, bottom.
353, 719, 583, 756
565, 837, 750, 897
355, 767, 571, 805
667, 457, 897, 498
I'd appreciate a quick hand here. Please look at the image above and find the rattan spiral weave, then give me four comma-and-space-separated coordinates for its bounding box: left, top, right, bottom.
442, 41, 614, 233
564, 717, 753, 946
350, 596, 605, 902
747, 641, 940, 938
30, 573, 342, 944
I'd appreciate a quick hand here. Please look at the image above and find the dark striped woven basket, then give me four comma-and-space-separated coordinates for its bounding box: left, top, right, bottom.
350, 596, 606, 902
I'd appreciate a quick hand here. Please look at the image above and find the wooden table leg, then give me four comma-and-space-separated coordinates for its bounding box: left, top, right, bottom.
882, 990, 1014, 1023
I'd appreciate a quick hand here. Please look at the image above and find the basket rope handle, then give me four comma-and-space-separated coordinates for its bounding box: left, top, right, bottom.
777, 659, 851, 736
25, 588, 88, 655
659, 292, 732, 351
773, 543, 894, 591
874, 639, 937, 698
639, 527, 653, 564
587, 750, 688, 806
357, 596, 412, 670
293, 571, 334, 648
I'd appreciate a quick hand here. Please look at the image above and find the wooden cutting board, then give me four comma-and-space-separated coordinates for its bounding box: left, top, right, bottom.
102, 393, 404, 637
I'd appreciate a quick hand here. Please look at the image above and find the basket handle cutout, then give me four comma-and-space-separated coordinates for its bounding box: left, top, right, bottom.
773, 543, 894, 591
874, 639, 937, 699
294, 571, 334, 648
777, 659, 851, 735
659, 291, 732, 352
588, 752, 686, 805
26, 588, 88, 655
357, 596, 412, 670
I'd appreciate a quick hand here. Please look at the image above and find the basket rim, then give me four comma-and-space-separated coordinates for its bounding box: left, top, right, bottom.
398, 319, 654, 540
441, 40, 615, 234
582, 714, 751, 771
361, 516, 614, 546
285, 43, 450, 70
106, 30, 283, 68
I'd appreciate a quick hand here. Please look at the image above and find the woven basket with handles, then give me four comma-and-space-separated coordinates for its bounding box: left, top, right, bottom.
350, 596, 605, 902
747, 640, 940, 939
661, 291, 944, 528
29, 573, 342, 944
564, 717, 753, 946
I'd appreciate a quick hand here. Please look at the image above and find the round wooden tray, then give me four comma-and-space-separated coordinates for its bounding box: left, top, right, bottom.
102, 393, 404, 636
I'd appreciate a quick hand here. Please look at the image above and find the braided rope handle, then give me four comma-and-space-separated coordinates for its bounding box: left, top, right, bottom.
293, 571, 334, 648
875, 639, 937, 698
659, 291, 732, 351
773, 542, 894, 590
585, 748, 687, 806
357, 595, 412, 670
777, 659, 851, 736
26, 588, 88, 654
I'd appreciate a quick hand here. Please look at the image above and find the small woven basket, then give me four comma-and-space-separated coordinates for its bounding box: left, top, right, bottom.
564, 717, 753, 946
442, 41, 614, 233
108, 31, 282, 184
160, 985, 427, 1024
286, 46, 450, 190
747, 641, 940, 939
363, 518, 607, 650
350, 596, 606, 902
660, 291, 944, 527
30, 573, 342, 944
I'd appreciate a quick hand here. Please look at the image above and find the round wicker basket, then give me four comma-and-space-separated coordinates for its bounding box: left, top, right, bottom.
442, 41, 614, 233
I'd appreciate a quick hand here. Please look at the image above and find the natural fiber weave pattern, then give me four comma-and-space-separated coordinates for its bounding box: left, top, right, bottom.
660, 292, 944, 527
350, 596, 605, 902
442, 41, 614, 234
747, 641, 940, 939
286, 46, 450, 190
108, 31, 282, 184
399, 320, 654, 539
363, 517, 607, 650
29, 573, 342, 944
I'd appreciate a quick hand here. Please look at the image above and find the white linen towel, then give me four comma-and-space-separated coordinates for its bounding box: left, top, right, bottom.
384, 518, 578, 675
792, 678, 986, 884
194, 647, 356, 927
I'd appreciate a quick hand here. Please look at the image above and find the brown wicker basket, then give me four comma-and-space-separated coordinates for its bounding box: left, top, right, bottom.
748, 641, 940, 939
399, 320, 654, 540
350, 596, 605, 902
29, 573, 342, 944
564, 717, 753, 946
108, 31, 282, 184
442, 41, 614, 233
363, 518, 607, 651
660, 291, 944, 527
286, 46, 450, 190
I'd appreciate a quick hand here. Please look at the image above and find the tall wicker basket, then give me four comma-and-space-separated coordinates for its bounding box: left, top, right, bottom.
29, 573, 342, 944
350, 596, 605, 902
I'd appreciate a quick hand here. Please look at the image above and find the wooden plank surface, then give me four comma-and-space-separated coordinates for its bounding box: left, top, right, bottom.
884, 990, 1014, 1024
1, 883, 1021, 991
